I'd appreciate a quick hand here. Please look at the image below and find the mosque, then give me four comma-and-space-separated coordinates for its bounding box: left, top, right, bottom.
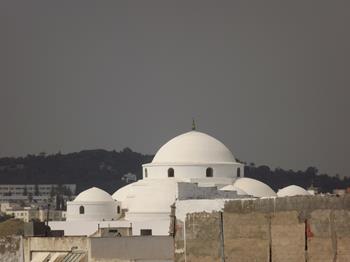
49, 126, 311, 236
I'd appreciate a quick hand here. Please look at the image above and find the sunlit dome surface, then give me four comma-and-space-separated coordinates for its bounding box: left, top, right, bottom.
113, 179, 177, 213
277, 185, 311, 197
74, 187, 114, 202
152, 131, 236, 164
233, 178, 276, 198
127, 179, 177, 213
112, 182, 135, 202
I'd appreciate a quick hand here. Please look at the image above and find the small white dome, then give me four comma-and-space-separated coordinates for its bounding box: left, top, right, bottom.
114, 179, 177, 214
129, 179, 177, 213
233, 178, 276, 198
152, 131, 236, 164
112, 182, 136, 209
277, 185, 311, 197
74, 187, 113, 202
219, 185, 248, 195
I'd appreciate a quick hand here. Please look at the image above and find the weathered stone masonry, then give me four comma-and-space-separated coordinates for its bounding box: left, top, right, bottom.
175, 196, 350, 262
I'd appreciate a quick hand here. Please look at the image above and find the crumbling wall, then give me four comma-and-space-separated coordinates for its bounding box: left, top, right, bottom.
0, 236, 22, 262
175, 196, 350, 262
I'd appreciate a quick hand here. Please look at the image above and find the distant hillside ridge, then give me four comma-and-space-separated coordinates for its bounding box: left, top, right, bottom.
0, 148, 153, 194
0, 149, 348, 194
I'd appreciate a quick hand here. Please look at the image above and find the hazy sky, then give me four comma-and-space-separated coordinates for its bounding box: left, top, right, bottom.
1, 1, 349, 176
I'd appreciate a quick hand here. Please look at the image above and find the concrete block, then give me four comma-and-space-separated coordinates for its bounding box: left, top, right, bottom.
184, 213, 221, 262
307, 238, 334, 262
223, 212, 269, 262
224, 238, 269, 262
271, 211, 305, 262
337, 237, 350, 262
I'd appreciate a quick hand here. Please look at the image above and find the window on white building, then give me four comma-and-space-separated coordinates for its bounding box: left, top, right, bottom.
206, 167, 213, 177
168, 168, 174, 178
140, 229, 152, 236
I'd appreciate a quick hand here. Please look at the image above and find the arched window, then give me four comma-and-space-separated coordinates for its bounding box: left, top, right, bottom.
168, 168, 174, 177
117, 206, 121, 214
145, 168, 148, 178
237, 168, 241, 177
79, 206, 85, 214
206, 167, 213, 177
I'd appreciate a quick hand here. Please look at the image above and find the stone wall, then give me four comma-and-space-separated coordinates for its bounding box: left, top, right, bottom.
175, 195, 350, 262
0, 236, 22, 262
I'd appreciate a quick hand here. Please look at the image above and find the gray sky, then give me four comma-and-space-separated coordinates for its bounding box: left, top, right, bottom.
1, 1, 349, 176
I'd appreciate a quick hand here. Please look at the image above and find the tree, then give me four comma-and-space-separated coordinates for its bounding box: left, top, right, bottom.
34, 184, 39, 196
28, 193, 33, 203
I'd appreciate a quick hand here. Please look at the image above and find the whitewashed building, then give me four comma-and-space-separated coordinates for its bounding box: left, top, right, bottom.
50, 129, 304, 237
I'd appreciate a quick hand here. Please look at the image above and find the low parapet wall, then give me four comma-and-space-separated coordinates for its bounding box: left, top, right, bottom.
22, 235, 174, 262
90, 236, 174, 261
175, 195, 350, 262
23, 236, 88, 262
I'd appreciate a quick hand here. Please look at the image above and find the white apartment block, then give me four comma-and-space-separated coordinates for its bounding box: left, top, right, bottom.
0, 184, 76, 196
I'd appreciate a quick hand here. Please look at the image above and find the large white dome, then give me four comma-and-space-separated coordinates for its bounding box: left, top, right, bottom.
233, 178, 276, 198
277, 185, 310, 197
74, 187, 114, 202
152, 131, 236, 164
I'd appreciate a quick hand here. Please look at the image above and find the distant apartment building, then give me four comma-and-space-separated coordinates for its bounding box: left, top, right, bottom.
121, 173, 137, 183
0, 184, 76, 197
3, 206, 65, 222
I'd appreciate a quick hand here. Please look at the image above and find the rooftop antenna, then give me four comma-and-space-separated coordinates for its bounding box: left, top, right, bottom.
192, 118, 196, 131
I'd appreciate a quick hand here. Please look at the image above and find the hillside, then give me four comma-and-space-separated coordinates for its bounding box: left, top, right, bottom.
0, 149, 349, 194
0, 148, 152, 194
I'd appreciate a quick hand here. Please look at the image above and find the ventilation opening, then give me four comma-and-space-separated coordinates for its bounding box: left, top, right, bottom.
237, 168, 241, 177
140, 229, 152, 236
145, 168, 148, 178
168, 168, 174, 177
206, 167, 213, 177
117, 206, 120, 214
79, 206, 84, 214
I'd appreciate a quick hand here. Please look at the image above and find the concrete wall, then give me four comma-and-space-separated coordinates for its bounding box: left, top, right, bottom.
23, 236, 88, 262
89, 236, 174, 261
175, 195, 350, 262
177, 182, 241, 200
22, 235, 173, 262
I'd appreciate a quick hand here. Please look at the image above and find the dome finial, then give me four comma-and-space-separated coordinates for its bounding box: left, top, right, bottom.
192, 118, 196, 131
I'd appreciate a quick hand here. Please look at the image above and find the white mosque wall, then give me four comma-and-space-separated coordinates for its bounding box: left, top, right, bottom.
49, 220, 131, 236
66, 201, 120, 221
142, 163, 244, 180
130, 219, 171, 236
125, 213, 171, 235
